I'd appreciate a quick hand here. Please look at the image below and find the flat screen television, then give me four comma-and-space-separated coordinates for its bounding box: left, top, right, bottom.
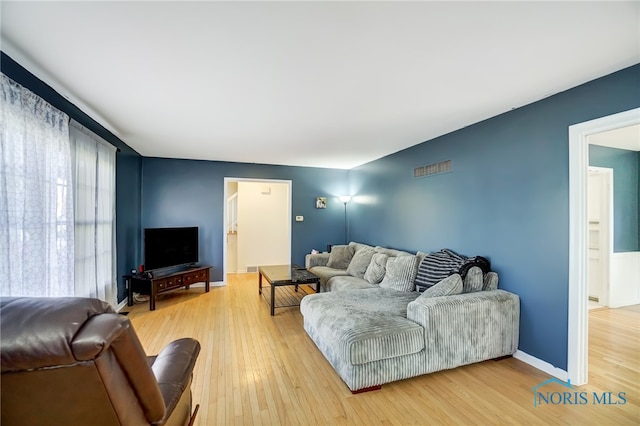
144, 227, 199, 271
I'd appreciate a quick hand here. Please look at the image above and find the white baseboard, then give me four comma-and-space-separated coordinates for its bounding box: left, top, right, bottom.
513, 350, 569, 381
116, 299, 128, 313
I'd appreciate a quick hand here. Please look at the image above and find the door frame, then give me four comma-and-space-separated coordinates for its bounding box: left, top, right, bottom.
587, 166, 613, 307
568, 107, 639, 385
222, 177, 292, 281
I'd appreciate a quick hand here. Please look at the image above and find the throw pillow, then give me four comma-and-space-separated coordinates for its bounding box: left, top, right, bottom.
418, 274, 463, 299
415, 249, 467, 289
349, 241, 374, 253
346, 247, 376, 279
483, 272, 499, 291
326, 245, 354, 270
379, 255, 419, 292
463, 266, 484, 293
374, 246, 413, 257
363, 253, 388, 284
416, 251, 428, 265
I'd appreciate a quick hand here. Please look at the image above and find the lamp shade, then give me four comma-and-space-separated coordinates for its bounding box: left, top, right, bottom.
339, 195, 352, 204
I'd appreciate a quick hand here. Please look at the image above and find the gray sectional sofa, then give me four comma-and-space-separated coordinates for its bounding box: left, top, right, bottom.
300, 242, 520, 392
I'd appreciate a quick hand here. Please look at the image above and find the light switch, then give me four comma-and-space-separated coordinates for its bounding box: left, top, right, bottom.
295, 216, 304, 222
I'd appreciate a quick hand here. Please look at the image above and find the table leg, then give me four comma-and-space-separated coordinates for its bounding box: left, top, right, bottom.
259, 272, 263, 294
150, 283, 157, 311
127, 277, 133, 306
271, 284, 275, 316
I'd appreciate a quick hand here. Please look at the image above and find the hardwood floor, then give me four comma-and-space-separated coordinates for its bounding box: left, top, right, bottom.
126, 273, 640, 425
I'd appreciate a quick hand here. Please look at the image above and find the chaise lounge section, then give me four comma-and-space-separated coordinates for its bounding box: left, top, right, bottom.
300, 242, 520, 392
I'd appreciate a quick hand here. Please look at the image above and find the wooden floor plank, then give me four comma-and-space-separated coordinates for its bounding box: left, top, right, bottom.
126, 273, 640, 425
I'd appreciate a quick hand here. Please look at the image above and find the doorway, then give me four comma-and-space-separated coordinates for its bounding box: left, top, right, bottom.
223, 178, 292, 279
568, 107, 640, 385
587, 167, 612, 309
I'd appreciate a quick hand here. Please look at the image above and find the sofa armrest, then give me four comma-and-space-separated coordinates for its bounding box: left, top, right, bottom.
305, 253, 330, 269
407, 290, 520, 369
151, 338, 201, 426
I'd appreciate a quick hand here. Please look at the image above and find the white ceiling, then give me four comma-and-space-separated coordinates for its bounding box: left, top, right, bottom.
2, 1, 639, 169
589, 124, 640, 152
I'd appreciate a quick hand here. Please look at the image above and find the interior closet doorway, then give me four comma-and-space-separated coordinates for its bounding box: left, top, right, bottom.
223, 178, 292, 278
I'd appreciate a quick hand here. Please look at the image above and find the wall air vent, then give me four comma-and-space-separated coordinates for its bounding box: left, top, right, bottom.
413, 160, 451, 179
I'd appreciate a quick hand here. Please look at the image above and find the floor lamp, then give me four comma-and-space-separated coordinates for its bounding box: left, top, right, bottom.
339, 195, 351, 244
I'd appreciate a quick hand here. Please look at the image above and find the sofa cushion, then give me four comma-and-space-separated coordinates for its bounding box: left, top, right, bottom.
483, 272, 499, 291
463, 266, 484, 293
363, 253, 388, 284
326, 245, 354, 269
349, 242, 374, 253
300, 288, 423, 365
327, 275, 378, 292
346, 247, 376, 279
308, 266, 350, 291
417, 273, 463, 299
416, 251, 428, 264
374, 246, 413, 257
379, 255, 419, 292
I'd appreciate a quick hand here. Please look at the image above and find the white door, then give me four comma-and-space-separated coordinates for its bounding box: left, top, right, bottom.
587, 167, 612, 307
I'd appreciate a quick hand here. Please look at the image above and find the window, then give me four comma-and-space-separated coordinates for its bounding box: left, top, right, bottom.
1, 74, 74, 296
70, 121, 116, 305
1, 75, 117, 305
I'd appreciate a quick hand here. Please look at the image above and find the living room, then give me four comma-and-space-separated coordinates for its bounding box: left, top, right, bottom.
1, 2, 639, 425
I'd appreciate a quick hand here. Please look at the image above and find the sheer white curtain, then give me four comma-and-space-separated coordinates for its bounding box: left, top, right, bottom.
69, 121, 117, 306
0, 74, 74, 296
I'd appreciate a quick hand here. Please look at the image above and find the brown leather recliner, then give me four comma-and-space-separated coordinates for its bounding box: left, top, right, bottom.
0, 297, 200, 426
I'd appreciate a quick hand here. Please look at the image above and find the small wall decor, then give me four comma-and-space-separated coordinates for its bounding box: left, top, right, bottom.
315, 197, 327, 209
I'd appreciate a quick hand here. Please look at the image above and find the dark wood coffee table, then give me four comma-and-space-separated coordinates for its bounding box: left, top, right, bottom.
258, 265, 320, 316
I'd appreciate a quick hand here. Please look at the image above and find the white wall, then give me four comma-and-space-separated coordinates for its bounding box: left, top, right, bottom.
609, 252, 640, 308
237, 181, 290, 271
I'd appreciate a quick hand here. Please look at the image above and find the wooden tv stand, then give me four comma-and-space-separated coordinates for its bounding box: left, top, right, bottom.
125, 265, 211, 311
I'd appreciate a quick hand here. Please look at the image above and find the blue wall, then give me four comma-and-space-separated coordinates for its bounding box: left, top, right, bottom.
141, 158, 349, 281
348, 64, 640, 370
115, 153, 143, 300
5, 46, 640, 370
589, 145, 640, 252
